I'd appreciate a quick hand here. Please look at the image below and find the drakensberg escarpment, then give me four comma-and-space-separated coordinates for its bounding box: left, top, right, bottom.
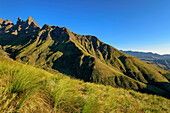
0, 17, 169, 98
121, 50, 170, 71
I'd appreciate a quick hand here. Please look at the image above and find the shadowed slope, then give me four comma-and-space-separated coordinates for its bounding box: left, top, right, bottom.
0, 56, 170, 112
0, 17, 169, 98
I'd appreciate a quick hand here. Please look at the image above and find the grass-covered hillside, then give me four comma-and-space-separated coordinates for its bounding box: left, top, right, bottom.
0, 56, 170, 113
0, 17, 170, 98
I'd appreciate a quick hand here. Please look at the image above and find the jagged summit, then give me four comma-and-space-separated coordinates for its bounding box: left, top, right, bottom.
17, 17, 22, 24
0, 19, 13, 32
0, 17, 41, 34
18, 17, 21, 21
0, 17, 170, 98
4, 19, 12, 25
27, 16, 34, 24
42, 24, 52, 29
26, 16, 40, 28
0, 16, 41, 30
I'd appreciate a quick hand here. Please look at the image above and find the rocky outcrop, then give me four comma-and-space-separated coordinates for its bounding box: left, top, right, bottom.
0, 16, 41, 35
27, 16, 41, 28
0, 18, 4, 24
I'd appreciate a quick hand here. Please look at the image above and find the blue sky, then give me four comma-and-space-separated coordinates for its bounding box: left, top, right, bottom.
0, 0, 170, 54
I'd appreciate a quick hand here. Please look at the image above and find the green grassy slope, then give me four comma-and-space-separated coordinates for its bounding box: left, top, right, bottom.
0, 56, 170, 113
0, 19, 170, 98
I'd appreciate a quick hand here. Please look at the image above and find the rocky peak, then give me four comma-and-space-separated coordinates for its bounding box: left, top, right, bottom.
26, 16, 40, 28
17, 17, 22, 24
27, 16, 33, 24
42, 24, 51, 28
0, 18, 4, 24
4, 19, 12, 25
18, 17, 21, 20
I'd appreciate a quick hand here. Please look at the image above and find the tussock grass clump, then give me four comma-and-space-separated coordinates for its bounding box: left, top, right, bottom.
0, 60, 48, 112
0, 57, 170, 112
43, 76, 75, 112
82, 88, 101, 113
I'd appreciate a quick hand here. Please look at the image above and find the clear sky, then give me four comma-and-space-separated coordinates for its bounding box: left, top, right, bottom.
0, 0, 170, 54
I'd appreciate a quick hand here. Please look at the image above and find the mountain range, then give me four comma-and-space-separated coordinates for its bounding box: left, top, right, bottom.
121, 50, 170, 70
0, 17, 170, 98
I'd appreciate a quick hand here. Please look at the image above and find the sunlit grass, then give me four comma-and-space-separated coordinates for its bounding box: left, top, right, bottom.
0, 57, 170, 112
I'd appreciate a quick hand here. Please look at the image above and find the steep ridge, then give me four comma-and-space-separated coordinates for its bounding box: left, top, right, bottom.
0, 17, 170, 98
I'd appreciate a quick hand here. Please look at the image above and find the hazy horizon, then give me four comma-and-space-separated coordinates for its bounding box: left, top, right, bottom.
121, 49, 170, 55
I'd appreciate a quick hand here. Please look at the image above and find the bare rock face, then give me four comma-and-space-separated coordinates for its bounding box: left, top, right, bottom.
17, 17, 22, 24
18, 17, 21, 20
4, 19, 12, 25
0, 17, 170, 98
0, 16, 41, 35
0, 18, 4, 24
11, 30, 18, 35
27, 16, 40, 28
0, 19, 14, 32
5, 24, 13, 31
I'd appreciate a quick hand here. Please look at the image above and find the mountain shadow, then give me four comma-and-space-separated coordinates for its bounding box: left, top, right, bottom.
0, 17, 170, 98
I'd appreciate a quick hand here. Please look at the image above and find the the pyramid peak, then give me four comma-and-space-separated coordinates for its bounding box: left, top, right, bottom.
27, 16, 34, 23
27, 16, 35, 23
26, 16, 40, 28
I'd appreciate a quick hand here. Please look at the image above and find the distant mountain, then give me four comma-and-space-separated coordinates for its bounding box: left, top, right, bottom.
0, 17, 170, 98
121, 50, 170, 70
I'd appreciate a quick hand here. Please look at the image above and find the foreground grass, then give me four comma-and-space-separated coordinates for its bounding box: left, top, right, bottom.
0, 57, 169, 113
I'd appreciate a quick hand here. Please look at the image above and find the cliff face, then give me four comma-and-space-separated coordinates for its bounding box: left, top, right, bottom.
0, 17, 170, 98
